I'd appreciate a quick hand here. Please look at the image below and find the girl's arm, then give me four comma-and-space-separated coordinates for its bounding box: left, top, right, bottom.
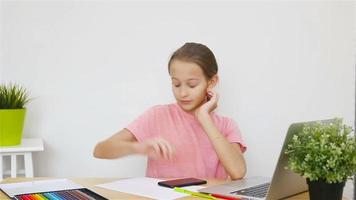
93, 129, 138, 159
198, 115, 246, 180
93, 129, 174, 159
195, 91, 246, 180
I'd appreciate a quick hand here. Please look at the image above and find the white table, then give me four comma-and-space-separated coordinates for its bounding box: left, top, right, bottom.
0, 138, 44, 180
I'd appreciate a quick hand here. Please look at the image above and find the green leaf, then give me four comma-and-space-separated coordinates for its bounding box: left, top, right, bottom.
0, 83, 31, 109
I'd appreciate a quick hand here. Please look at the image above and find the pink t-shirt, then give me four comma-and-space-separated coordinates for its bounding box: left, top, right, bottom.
126, 103, 247, 179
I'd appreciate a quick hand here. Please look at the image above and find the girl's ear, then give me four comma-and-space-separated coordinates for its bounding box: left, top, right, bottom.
207, 75, 219, 90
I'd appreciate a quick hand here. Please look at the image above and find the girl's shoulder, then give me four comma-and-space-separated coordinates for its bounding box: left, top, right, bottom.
212, 112, 234, 122
212, 113, 238, 128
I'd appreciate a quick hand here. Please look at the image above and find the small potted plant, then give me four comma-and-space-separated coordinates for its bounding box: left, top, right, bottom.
285, 118, 356, 200
0, 83, 30, 146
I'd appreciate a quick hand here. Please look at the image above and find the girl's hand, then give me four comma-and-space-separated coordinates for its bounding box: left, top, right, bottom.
195, 90, 219, 120
135, 137, 175, 160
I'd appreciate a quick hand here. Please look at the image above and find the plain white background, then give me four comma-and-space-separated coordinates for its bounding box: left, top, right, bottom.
0, 1, 355, 180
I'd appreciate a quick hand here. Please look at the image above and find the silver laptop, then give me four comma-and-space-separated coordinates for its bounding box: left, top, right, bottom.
199, 119, 335, 200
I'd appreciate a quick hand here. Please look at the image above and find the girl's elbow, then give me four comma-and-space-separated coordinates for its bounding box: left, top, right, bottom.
93, 144, 105, 158
93, 150, 101, 158
230, 167, 247, 180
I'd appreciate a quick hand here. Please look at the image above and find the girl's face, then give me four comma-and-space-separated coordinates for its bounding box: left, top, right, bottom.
169, 59, 215, 113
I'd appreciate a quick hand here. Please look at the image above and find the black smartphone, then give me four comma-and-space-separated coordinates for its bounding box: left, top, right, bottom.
158, 178, 207, 188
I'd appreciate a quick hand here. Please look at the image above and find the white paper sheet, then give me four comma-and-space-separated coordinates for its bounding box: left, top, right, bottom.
95, 177, 205, 200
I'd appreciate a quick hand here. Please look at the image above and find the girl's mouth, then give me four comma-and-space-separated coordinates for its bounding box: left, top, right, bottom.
180, 100, 192, 104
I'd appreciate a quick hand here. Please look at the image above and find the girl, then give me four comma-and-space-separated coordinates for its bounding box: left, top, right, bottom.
93, 42, 247, 180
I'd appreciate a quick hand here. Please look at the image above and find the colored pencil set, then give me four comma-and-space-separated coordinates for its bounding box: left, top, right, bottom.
14, 188, 108, 200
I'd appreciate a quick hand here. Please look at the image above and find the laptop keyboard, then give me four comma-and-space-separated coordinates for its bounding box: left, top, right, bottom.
230, 182, 270, 198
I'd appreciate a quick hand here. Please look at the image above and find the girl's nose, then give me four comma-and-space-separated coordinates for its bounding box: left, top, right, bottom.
179, 88, 188, 97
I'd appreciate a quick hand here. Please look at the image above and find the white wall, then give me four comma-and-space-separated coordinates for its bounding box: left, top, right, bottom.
1, 1, 355, 178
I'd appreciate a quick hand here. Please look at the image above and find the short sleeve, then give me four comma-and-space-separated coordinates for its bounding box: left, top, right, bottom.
125, 106, 157, 142
224, 118, 247, 153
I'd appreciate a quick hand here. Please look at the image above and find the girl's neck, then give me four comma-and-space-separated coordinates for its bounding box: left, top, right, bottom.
175, 104, 196, 118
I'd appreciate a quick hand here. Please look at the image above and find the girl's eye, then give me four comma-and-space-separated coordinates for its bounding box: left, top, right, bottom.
188, 81, 199, 88
172, 81, 180, 87
188, 82, 198, 88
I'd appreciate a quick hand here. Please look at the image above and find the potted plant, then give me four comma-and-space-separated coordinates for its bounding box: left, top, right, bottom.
0, 83, 30, 146
285, 118, 356, 200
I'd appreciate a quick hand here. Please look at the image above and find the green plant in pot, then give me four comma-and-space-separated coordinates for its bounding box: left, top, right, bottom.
285, 118, 356, 200
0, 83, 30, 146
